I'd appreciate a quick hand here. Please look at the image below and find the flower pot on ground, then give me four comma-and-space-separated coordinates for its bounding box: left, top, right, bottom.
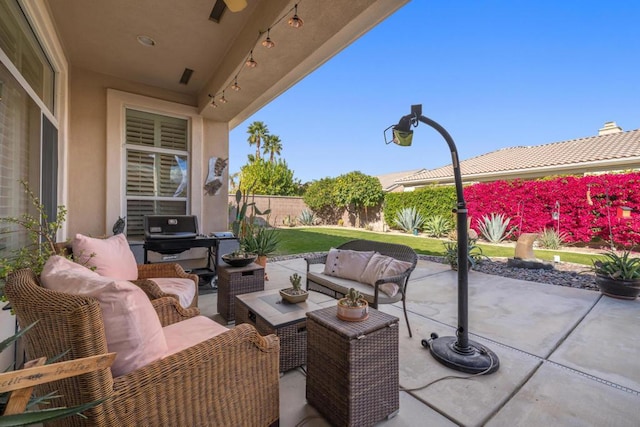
279, 273, 309, 303
336, 288, 369, 322
591, 249, 640, 299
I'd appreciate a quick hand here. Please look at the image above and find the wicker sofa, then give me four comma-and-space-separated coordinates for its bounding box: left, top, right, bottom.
305, 239, 418, 336
5, 268, 280, 427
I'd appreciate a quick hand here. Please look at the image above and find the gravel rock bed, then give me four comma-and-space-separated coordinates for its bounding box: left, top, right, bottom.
418, 255, 598, 291
270, 253, 598, 292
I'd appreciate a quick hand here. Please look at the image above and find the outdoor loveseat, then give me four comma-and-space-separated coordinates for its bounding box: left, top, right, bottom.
5, 262, 280, 427
305, 239, 418, 336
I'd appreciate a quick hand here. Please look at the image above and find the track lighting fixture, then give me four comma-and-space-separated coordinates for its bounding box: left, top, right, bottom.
231, 77, 241, 91
245, 50, 257, 68
219, 91, 228, 103
288, 4, 304, 28
262, 29, 275, 48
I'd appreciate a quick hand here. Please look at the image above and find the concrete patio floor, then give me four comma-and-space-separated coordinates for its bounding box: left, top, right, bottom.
199, 258, 640, 426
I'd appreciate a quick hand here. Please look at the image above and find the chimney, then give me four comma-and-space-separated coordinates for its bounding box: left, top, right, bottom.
598, 121, 623, 135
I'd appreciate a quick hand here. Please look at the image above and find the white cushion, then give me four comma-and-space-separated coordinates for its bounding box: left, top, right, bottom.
150, 277, 196, 308
323, 248, 375, 282
41, 255, 168, 377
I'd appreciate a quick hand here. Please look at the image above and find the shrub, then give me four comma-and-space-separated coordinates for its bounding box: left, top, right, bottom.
477, 213, 512, 243
298, 209, 317, 226
423, 215, 453, 237
394, 207, 425, 233
537, 228, 568, 249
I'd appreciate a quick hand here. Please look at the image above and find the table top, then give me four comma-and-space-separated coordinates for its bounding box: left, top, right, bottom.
218, 262, 263, 273
236, 289, 322, 329
306, 306, 399, 339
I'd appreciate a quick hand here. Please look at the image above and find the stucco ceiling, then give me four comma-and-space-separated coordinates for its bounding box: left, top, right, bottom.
46, 0, 408, 128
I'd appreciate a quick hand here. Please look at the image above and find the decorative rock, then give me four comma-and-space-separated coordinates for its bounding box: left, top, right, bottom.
507, 258, 554, 270
514, 233, 540, 260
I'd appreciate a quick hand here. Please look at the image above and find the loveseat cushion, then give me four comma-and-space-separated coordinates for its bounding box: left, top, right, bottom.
41, 255, 168, 377
150, 277, 197, 308
163, 316, 229, 356
72, 233, 138, 280
358, 253, 413, 297
323, 248, 375, 282
308, 264, 402, 304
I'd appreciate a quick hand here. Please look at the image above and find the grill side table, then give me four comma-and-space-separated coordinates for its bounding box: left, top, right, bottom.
306, 306, 399, 427
217, 262, 264, 322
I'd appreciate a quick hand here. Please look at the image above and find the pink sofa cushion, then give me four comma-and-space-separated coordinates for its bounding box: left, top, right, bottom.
40, 255, 168, 377
163, 316, 229, 356
323, 248, 375, 282
150, 277, 196, 308
72, 233, 138, 280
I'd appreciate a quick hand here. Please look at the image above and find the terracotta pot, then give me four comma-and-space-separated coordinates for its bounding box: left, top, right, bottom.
336, 299, 369, 322
595, 275, 640, 300
255, 255, 269, 281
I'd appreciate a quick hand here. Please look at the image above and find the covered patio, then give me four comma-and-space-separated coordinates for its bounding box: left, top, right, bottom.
199, 258, 640, 426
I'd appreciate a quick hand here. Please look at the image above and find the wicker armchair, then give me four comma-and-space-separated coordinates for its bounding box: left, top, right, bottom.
5, 269, 280, 427
56, 242, 199, 308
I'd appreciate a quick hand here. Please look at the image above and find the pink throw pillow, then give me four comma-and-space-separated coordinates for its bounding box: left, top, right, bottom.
323, 248, 375, 282
41, 255, 168, 377
72, 233, 138, 280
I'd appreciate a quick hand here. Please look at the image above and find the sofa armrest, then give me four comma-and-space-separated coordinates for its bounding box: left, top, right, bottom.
305, 254, 328, 268
137, 262, 199, 285
152, 296, 200, 326
109, 323, 280, 426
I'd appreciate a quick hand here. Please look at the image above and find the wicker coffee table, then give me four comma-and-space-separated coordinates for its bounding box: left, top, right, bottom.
306, 306, 399, 426
235, 289, 321, 372
217, 262, 264, 323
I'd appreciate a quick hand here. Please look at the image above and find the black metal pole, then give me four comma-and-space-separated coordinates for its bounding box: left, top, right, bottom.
418, 115, 470, 351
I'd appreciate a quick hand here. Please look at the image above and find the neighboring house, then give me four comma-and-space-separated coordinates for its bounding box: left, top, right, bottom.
396, 122, 640, 190
0, 0, 408, 250
376, 169, 421, 192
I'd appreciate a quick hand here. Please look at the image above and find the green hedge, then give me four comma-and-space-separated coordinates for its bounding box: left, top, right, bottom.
384, 185, 457, 229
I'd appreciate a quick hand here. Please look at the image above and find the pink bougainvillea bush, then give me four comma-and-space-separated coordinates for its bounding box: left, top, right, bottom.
464, 172, 640, 247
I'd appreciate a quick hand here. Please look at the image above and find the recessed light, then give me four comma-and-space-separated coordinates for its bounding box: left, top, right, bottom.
137, 35, 156, 47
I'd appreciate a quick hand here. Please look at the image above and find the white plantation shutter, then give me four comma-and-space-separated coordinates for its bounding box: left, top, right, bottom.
124, 109, 189, 237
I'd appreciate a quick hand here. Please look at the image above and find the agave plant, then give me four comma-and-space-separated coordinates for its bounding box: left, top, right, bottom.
591, 249, 640, 281
423, 215, 453, 238
442, 239, 488, 270
476, 213, 513, 243
394, 207, 425, 233
298, 209, 317, 226
241, 226, 280, 257
537, 228, 568, 250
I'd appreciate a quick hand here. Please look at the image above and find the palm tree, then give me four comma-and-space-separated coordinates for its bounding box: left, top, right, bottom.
263, 134, 283, 163
246, 121, 269, 161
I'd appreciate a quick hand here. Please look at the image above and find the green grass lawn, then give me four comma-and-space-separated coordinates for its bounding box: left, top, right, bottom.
274, 227, 600, 266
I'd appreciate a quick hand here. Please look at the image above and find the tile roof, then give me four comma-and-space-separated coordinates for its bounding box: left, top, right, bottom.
376, 169, 422, 191
398, 128, 640, 184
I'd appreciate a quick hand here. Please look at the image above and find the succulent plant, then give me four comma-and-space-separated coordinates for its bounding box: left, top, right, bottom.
289, 273, 302, 291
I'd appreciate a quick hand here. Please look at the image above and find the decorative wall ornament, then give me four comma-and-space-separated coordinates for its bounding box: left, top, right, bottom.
204, 157, 228, 196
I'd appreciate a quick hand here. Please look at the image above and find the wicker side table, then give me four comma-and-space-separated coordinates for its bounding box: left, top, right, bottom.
217, 262, 264, 322
306, 306, 399, 427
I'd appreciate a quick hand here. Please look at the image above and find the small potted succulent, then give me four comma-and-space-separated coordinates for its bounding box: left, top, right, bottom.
336, 288, 369, 322
279, 273, 309, 303
591, 248, 640, 300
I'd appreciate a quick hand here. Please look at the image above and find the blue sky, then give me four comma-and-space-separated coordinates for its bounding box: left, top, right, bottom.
229, 0, 640, 184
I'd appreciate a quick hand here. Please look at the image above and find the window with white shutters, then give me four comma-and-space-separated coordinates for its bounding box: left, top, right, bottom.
125, 109, 189, 237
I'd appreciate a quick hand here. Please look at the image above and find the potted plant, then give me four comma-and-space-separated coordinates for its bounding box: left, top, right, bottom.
279, 273, 309, 303
591, 248, 640, 300
241, 226, 280, 280
336, 288, 369, 322
221, 250, 257, 268
442, 238, 488, 271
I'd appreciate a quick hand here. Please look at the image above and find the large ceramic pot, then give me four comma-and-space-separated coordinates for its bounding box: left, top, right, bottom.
595, 275, 640, 300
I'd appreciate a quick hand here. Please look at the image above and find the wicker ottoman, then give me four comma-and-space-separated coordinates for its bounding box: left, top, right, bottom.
235, 289, 322, 372
217, 262, 264, 322
306, 306, 399, 427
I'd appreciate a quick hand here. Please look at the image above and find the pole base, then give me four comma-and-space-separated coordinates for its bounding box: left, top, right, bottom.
424, 335, 499, 375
